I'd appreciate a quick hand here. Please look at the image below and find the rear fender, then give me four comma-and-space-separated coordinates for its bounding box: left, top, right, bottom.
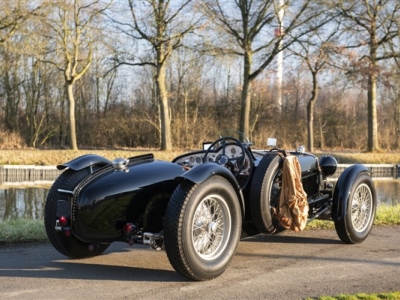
176, 163, 245, 218
57, 154, 111, 171
331, 164, 371, 220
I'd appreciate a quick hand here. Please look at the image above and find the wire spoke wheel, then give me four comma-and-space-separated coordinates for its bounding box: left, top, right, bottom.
350, 183, 373, 233
192, 195, 231, 260
334, 174, 376, 244
164, 176, 241, 281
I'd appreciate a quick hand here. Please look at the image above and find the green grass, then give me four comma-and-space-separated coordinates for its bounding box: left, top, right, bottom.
374, 204, 400, 225
0, 218, 48, 244
306, 291, 400, 299
306, 204, 400, 230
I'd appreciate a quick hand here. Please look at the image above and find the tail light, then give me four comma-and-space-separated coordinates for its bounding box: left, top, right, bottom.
123, 223, 136, 245
59, 216, 69, 227
56, 216, 71, 236
123, 223, 134, 235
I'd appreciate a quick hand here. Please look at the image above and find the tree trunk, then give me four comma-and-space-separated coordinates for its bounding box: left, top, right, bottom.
3, 66, 20, 132
367, 73, 378, 152
367, 29, 379, 152
156, 63, 172, 150
396, 92, 400, 148
66, 82, 78, 150
239, 51, 252, 140
317, 116, 325, 149
307, 72, 318, 153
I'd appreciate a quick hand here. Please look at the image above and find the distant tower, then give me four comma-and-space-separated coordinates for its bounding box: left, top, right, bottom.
276, 0, 284, 111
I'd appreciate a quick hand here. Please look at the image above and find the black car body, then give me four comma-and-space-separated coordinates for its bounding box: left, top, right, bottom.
45, 137, 376, 281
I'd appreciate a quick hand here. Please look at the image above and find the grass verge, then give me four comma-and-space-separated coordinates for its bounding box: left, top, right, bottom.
0, 218, 48, 245
307, 204, 400, 230
306, 291, 400, 299
2, 149, 400, 166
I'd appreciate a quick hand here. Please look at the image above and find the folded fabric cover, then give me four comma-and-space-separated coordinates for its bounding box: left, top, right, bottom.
275, 155, 309, 231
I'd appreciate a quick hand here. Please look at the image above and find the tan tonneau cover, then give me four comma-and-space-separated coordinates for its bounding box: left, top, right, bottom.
275, 155, 309, 231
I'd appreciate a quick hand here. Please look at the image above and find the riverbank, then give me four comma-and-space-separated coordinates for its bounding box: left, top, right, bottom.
1, 149, 400, 165
2, 149, 400, 186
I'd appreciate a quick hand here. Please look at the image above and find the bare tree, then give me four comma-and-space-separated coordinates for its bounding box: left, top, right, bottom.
201, 0, 331, 140
0, 1, 42, 45
0, 48, 22, 132
391, 47, 400, 148
38, 0, 112, 150
0, 1, 43, 136
112, 0, 199, 150
167, 47, 208, 148
336, 0, 400, 152
290, 22, 340, 152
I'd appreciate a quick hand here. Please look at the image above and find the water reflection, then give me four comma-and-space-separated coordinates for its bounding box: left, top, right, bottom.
0, 187, 49, 221
374, 180, 400, 206
0, 180, 399, 220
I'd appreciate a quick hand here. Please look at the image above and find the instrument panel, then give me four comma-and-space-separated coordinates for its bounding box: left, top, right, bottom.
173, 144, 253, 175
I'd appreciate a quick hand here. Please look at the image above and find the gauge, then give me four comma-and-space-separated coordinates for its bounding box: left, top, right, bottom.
236, 157, 249, 175
190, 156, 195, 163
208, 157, 214, 162
196, 156, 201, 163
243, 158, 249, 169
230, 147, 237, 155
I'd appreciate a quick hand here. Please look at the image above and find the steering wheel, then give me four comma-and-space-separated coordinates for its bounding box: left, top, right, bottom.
202, 137, 247, 177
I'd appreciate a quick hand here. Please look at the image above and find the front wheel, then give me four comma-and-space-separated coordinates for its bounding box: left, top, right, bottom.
164, 176, 242, 281
334, 174, 376, 244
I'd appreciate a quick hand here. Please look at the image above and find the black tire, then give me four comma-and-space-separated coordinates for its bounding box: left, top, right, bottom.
249, 154, 286, 234
164, 176, 242, 281
44, 168, 110, 258
334, 174, 376, 244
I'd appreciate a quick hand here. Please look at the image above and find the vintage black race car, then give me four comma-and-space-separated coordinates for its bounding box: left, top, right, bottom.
44, 136, 377, 281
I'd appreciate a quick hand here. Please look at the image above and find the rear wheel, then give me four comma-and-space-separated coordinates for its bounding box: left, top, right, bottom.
44, 168, 110, 258
164, 176, 242, 281
250, 154, 286, 234
334, 174, 376, 244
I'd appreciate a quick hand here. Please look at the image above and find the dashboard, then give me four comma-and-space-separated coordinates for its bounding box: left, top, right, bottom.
173, 144, 254, 176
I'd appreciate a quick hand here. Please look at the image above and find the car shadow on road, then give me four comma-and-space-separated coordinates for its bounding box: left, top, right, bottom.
0, 259, 186, 282
0, 261, 185, 282
241, 232, 342, 245
0, 243, 188, 282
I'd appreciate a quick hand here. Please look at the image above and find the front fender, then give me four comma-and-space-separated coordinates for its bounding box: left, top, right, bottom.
331, 164, 371, 220
57, 154, 112, 171
177, 163, 245, 218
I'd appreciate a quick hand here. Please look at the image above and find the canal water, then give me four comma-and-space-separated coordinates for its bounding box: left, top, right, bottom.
0, 180, 399, 221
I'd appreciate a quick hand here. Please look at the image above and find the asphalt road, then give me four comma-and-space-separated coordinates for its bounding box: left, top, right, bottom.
0, 226, 399, 300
